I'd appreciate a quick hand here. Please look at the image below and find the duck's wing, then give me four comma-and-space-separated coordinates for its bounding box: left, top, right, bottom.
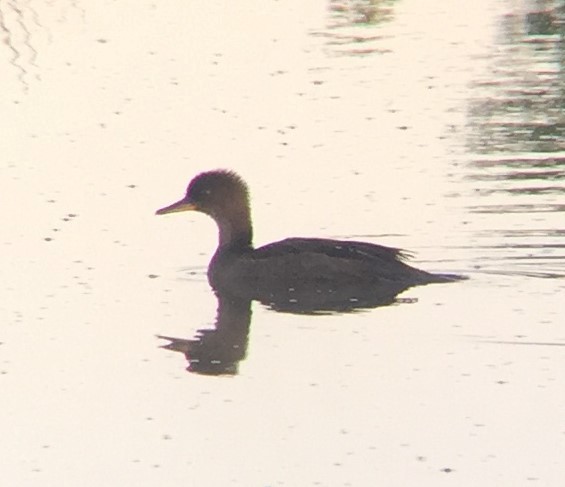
249, 237, 458, 285
254, 237, 410, 263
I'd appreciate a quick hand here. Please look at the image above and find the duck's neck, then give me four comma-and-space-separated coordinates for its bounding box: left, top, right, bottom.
215, 207, 253, 252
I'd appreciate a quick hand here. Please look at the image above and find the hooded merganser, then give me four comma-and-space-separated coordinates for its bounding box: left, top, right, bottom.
156, 170, 465, 297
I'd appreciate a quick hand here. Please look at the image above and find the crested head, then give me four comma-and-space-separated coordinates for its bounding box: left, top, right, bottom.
184, 170, 249, 213
156, 169, 253, 250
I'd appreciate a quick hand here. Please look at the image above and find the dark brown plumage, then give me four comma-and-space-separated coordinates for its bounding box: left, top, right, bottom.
156, 170, 464, 300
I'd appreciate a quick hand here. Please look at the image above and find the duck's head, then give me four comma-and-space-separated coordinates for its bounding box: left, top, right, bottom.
156, 170, 250, 220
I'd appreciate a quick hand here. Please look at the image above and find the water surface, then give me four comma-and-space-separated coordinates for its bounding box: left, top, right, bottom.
1, 0, 564, 486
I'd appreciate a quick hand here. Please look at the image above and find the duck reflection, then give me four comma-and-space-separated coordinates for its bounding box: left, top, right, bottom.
158, 294, 251, 376
158, 279, 417, 376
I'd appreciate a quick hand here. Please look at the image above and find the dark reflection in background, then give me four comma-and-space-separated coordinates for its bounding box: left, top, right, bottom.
463, 1, 565, 278
313, 0, 398, 56
467, 3, 564, 154
328, 0, 396, 26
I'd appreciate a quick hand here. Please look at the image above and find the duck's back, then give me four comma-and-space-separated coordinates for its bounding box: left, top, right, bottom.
209, 237, 457, 294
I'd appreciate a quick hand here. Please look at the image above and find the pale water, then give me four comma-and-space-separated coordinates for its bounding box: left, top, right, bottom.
1, 1, 564, 486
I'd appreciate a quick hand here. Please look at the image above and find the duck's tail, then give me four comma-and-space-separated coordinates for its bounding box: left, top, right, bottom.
427, 272, 469, 283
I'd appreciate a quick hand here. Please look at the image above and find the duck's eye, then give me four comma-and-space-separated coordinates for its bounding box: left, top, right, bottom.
203, 189, 212, 196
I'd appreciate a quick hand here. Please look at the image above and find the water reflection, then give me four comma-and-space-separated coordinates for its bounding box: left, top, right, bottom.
0, 1, 83, 91
328, 0, 396, 26
460, 157, 565, 279
0, 1, 38, 90
462, 2, 565, 278
467, 4, 564, 154
158, 280, 417, 376
465, 156, 565, 202
313, 0, 398, 56
158, 295, 252, 376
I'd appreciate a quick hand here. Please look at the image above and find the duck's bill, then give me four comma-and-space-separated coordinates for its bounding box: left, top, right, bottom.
156, 199, 198, 215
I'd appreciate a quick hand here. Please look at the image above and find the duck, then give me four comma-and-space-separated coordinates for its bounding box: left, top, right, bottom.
156, 170, 464, 298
